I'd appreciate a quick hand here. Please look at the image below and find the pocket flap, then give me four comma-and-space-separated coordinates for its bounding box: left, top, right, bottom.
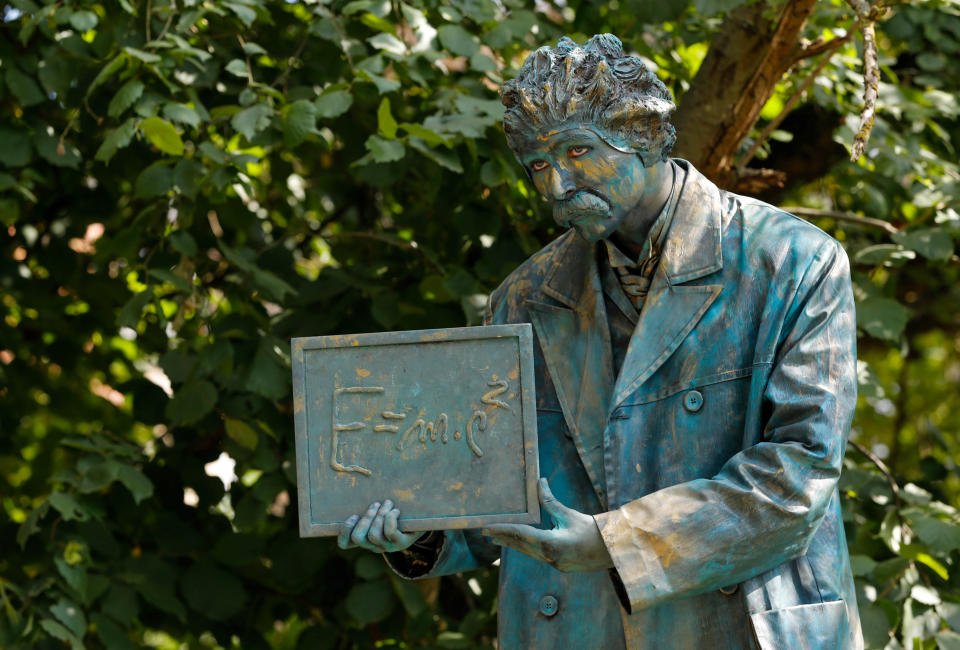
750, 600, 855, 650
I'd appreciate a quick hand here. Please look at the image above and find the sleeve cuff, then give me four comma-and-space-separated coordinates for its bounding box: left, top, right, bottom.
383, 531, 444, 579
593, 507, 666, 613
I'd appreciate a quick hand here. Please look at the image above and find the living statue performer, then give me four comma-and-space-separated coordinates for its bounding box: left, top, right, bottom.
339, 34, 862, 649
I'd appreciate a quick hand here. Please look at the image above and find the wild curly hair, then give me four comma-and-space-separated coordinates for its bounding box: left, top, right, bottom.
500, 34, 677, 166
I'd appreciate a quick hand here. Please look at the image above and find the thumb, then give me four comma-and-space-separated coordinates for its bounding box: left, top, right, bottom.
538, 478, 569, 522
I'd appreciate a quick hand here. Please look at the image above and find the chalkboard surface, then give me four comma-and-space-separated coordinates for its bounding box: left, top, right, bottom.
292, 325, 540, 537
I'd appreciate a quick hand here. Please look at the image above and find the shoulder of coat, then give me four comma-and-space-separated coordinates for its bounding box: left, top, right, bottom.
489, 229, 578, 310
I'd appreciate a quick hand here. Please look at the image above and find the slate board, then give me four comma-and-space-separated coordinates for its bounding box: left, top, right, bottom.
292, 324, 540, 537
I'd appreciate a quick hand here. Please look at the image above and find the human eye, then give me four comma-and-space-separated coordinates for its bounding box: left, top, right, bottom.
530, 160, 550, 172
568, 146, 591, 158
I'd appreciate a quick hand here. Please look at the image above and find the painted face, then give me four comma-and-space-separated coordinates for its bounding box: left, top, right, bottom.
519, 127, 657, 243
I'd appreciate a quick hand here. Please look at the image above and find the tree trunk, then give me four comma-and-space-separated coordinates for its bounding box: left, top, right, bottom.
672, 0, 819, 191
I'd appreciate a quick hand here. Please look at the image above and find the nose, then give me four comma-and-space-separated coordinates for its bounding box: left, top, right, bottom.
547, 167, 576, 202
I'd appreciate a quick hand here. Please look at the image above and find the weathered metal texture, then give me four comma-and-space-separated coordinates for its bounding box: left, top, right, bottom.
389, 162, 862, 650
292, 325, 540, 537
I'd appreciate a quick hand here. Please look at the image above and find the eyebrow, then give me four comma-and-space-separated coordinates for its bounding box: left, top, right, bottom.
523, 132, 594, 160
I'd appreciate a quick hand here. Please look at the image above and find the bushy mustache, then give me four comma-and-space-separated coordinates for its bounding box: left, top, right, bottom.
553, 190, 611, 226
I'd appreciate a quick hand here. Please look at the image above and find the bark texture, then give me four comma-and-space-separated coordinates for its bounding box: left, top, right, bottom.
672, 0, 820, 191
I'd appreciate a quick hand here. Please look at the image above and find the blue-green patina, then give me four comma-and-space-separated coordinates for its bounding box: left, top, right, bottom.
345, 34, 862, 648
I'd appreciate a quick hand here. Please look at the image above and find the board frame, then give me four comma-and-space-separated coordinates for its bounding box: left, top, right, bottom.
292, 324, 540, 537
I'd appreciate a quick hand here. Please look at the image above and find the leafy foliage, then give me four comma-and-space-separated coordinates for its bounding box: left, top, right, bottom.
0, 0, 958, 648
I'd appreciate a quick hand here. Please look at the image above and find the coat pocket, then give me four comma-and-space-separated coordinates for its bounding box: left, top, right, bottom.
750, 600, 857, 650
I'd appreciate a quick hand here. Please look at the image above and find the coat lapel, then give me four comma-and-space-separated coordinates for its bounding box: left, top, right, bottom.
527, 233, 614, 499
611, 161, 725, 408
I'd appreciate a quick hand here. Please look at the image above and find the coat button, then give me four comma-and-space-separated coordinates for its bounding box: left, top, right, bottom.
683, 390, 704, 413
539, 595, 559, 617
719, 584, 739, 595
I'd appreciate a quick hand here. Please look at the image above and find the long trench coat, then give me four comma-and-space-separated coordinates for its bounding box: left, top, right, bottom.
388, 160, 863, 649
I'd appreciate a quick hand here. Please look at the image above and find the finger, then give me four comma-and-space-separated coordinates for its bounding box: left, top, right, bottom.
338, 514, 359, 550
383, 508, 415, 545
482, 523, 552, 547
482, 526, 549, 563
538, 478, 570, 524
350, 501, 381, 547
366, 500, 393, 549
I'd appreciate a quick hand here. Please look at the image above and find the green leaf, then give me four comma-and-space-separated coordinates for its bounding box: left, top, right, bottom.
96, 118, 138, 164
400, 123, 448, 147
408, 137, 462, 173
225, 58, 249, 78
369, 32, 406, 55
225, 418, 258, 450
909, 513, 960, 552
231, 103, 272, 141
40, 619, 83, 650
140, 117, 184, 156
437, 25, 480, 57
180, 560, 247, 620
853, 244, 915, 266
377, 97, 398, 139
16, 501, 49, 549
49, 492, 88, 521
166, 379, 218, 425
892, 228, 955, 261
314, 89, 353, 118
148, 268, 192, 292
169, 230, 198, 257
936, 631, 960, 650
244, 338, 289, 400
162, 103, 201, 128
134, 163, 174, 199
124, 46, 162, 63
127, 556, 186, 622
116, 465, 154, 504
345, 580, 395, 625
101, 584, 139, 625
693, 0, 749, 15
365, 134, 405, 163
34, 130, 82, 168
86, 55, 127, 99
5, 67, 45, 106
0, 127, 34, 167
224, 1, 256, 26
108, 79, 144, 118
50, 598, 86, 639
118, 289, 152, 328
857, 297, 910, 341
283, 99, 317, 147
849, 554, 876, 576
91, 613, 134, 650
69, 10, 98, 31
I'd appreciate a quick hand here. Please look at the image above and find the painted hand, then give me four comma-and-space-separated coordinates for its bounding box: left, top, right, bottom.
337, 499, 423, 553
482, 478, 613, 573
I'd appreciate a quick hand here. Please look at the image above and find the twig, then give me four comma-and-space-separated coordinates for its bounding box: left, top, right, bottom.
781, 206, 898, 234
850, 21, 879, 161
145, 0, 152, 41
237, 34, 254, 85
154, 0, 176, 43
847, 439, 901, 502
271, 33, 310, 90
328, 231, 445, 275
738, 21, 860, 169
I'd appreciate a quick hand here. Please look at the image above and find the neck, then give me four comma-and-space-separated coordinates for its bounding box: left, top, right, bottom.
611, 159, 674, 259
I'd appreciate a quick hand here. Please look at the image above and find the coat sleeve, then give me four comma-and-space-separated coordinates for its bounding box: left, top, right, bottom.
593, 239, 857, 613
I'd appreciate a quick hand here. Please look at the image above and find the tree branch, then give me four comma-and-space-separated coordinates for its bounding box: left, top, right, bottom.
850, 20, 880, 161
780, 206, 898, 234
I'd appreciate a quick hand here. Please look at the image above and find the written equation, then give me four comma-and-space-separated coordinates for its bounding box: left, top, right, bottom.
331, 379, 512, 476
292, 325, 540, 537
